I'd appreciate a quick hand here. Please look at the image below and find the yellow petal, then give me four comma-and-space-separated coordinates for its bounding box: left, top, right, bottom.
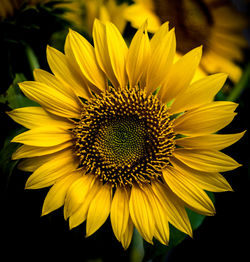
46, 45, 91, 99
18, 153, 58, 172
171, 157, 233, 192
110, 186, 130, 242
67, 29, 106, 92
12, 141, 73, 160
64, 174, 95, 219
19, 81, 81, 119
150, 21, 169, 50
145, 28, 176, 95
93, 19, 119, 88
33, 69, 79, 99
170, 73, 228, 114
69, 179, 101, 229
129, 184, 155, 243
106, 21, 128, 88
173, 101, 238, 136
120, 217, 134, 250
159, 46, 202, 104
151, 181, 192, 237
86, 183, 112, 237
126, 22, 150, 87
11, 127, 72, 147
176, 131, 246, 150
173, 148, 241, 173
7, 106, 74, 130
146, 185, 169, 245
163, 166, 215, 216
42, 172, 81, 216
25, 149, 78, 189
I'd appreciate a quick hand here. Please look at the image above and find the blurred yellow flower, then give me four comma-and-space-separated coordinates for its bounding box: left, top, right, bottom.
124, 0, 248, 82
8, 20, 244, 249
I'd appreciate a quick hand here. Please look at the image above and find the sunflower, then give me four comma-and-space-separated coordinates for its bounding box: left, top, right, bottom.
83, 0, 128, 35
124, 0, 248, 83
8, 20, 244, 249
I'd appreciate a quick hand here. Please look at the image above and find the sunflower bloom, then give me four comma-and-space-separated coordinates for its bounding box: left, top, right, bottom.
8, 20, 244, 249
124, 0, 248, 82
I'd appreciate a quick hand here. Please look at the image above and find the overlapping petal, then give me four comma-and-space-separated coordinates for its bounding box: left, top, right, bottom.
129, 184, 155, 243
169, 73, 228, 114
46, 46, 91, 99
173, 148, 241, 173
25, 148, 78, 189
163, 166, 215, 216
126, 22, 150, 87
11, 127, 72, 147
19, 81, 81, 118
86, 183, 112, 237
66, 29, 107, 92
176, 131, 246, 150
7, 106, 74, 130
145, 26, 176, 94
159, 46, 202, 103
173, 101, 238, 136
110, 186, 130, 242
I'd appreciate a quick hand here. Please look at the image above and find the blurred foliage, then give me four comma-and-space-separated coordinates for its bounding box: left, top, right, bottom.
0, 0, 71, 92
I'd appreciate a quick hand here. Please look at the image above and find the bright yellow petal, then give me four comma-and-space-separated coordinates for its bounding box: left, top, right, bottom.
110, 186, 130, 242
64, 174, 95, 219
159, 46, 202, 104
46, 45, 91, 99
173, 148, 241, 173
86, 183, 112, 237
106, 21, 128, 88
176, 131, 246, 150
68, 179, 101, 229
163, 166, 215, 216
7, 106, 74, 130
150, 21, 169, 51
11, 127, 72, 147
120, 217, 134, 250
25, 148, 78, 189
145, 28, 176, 95
67, 29, 106, 92
19, 81, 81, 119
129, 184, 155, 243
170, 73, 228, 114
12, 141, 73, 160
151, 181, 192, 237
146, 185, 169, 245
93, 19, 119, 88
171, 157, 233, 192
173, 101, 238, 136
33, 69, 79, 99
126, 22, 150, 87
42, 172, 81, 216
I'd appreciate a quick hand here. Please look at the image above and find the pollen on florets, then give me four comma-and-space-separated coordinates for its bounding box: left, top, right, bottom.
72, 86, 175, 188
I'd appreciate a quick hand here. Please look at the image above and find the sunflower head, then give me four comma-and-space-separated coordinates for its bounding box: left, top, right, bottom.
8, 19, 244, 249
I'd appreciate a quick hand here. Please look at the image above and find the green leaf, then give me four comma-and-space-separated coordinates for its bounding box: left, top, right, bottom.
0, 73, 39, 109
226, 63, 250, 102
0, 127, 25, 197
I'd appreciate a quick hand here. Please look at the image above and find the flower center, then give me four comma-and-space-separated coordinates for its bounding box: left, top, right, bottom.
154, 0, 213, 53
72, 87, 175, 187
96, 116, 147, 167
